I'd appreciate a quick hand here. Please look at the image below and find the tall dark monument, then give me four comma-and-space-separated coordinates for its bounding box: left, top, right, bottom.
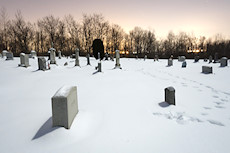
92, 39, 104, 60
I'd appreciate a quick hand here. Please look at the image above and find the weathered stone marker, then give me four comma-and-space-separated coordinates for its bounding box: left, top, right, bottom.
19, 53, 29, 67
165, 86, 175, 105
168, 59, 173, 66
178, 56, 185, 62
0, 53, 2, 58
115, 50, 122, 68
58, 51, 62, 59
209, 55, 212, 63
202, 66, 212, 74
30, 50, 37, 58
49, 48, 56, 64
144, 55, 147, 61
194, 56, 199, 62
105, 52, 108, 60
214, 53, 218, 63
2, 50, 8, 57
220, 57, 228, 67
6, 52, 14, 60
182, 61, 187, 68
86, 53, 90, 65
75, 48, 80, 66
52, 86, 79, 129
38, 57, 47, 71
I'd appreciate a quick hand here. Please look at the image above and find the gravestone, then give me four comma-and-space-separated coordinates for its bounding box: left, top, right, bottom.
75, 48, 80, 66
144, 55, 147, 61
52, 86, 79, 129
2, 50, 8, 57
220, 57, 228, 67
92, 39, 104, 60
38, 57, 47, 71
168, 59, 173, 66
178, 56, 186, 62
105, 52, 109, 60
58, 51, 62, 59
30, 50, 37, 58
194, 56, 199, 62
110, 54, 114, 61
202, 66, 212, 74
6, 52, 14, 60
49, 48, 56, 64
115, 50, 121, 68
0, 53, 2, 58
86, 53, 90, 65
165, 87, 175, 105
19, 53, 29, 67
214, 53, 219, 63
209, 55, 212, 63
155, 55, 159, 61
182, 61, 187, 68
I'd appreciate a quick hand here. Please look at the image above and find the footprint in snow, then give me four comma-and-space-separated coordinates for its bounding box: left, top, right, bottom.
207, 120, 225, 126
215, 106, 225, 109
213, 95, 219, 98
201, 113, 208, 116
204, 107, 212, 110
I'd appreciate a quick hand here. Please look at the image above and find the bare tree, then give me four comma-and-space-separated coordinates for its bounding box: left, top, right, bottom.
0, 7, 10, 50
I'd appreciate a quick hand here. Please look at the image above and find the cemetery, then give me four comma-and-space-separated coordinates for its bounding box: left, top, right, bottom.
0, 52, 230, 153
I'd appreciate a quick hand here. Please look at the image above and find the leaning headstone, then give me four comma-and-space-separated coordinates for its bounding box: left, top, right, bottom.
52, 86, 79, 129
194, 56, 199, 62
30, 50, 37, 58
178, 56, 186, 62
182, 61, 187, 68
110, 54, 114, 61
165, 86, 175, 105
75, 48, 80, 66
19, 53, 29, 67
115, 50, 121, 68
86, 53, 90, 65
38, 57, 47, 71
220, 57, 228, 67
6, 52, 14, 60
58, 51, 62, 59
202, 66, 212, 74
209, 55, 212, 63
49, 48, 56, 64
168, 59, 173, 66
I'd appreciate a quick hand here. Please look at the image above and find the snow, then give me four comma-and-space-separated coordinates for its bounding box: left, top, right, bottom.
53, 86, 75, 97
0, 56, 230, 153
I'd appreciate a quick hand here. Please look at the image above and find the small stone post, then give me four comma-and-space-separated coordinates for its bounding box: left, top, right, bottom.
86, 53, 90, 65
115, 50, 121, 68
168, 58, 173, 66
50, 48, 56, 64
165, 86, 175, 105
58, 51, 62, 59
75, 48, 80, 66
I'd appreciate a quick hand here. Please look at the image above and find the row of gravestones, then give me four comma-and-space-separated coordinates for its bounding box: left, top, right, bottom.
51, 85, 175, 129
167, 56, 228, 74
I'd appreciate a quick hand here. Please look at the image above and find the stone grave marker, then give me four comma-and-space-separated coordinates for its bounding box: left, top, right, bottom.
155, 55, 159, 61
220, 57, 228, 67
19, 53, 29, 67
115, 50, 121, 69
58, 51, 62, 59
75, 48, 80, 66
30, 50, 37, 58
178, 56, 186, 62
202, 66, 212, 74
2, 50, 8, 57
168, 58, 173, 66
209, 55, 212, 63
6, 52, 14, 60
214, 53, 219, 63
182, 61, 187, 68
49, 48, 56, 64
194, 56, 199, 62
52, 86, 79, 129
86, 53, 90, 65
105, 52, 109, 60
38, 57, 47, 71
165, 87, 175, 105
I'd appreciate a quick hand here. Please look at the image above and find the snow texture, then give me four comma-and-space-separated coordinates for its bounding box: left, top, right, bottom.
0, 57, 230, 153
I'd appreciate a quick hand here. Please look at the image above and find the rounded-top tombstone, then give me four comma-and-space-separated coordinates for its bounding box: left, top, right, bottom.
92, 39, 104, 60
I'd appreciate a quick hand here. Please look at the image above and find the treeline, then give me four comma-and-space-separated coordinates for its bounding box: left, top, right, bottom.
0, 8, 230, 58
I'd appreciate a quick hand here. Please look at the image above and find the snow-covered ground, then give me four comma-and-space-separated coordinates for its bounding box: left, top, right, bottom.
0, 56, 230, 153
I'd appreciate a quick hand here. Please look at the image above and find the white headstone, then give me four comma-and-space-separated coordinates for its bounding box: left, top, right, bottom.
30, 50, 37, 58
52, 86, 79, 129
115, 50, 121, 68
19, 53, 29, 67
2, 50, 8, 57
49, 48, 56, 64
58, 51, 61, 59
168, 59, 173, 66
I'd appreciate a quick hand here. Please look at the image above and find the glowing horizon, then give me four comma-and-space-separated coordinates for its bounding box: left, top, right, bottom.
1, 0, 230, 39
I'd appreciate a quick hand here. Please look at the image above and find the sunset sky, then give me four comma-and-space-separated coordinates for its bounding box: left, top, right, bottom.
1, 0, 230, 39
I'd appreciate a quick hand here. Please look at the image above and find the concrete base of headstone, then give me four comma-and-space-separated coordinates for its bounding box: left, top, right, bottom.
52, 86, 78, 129
38, 57, 47, 71
6, 52, 14, 60
165, 86, 175, 105
202, 66, 212, 74
168, 59, 173, 66
220, 57, 228, 67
